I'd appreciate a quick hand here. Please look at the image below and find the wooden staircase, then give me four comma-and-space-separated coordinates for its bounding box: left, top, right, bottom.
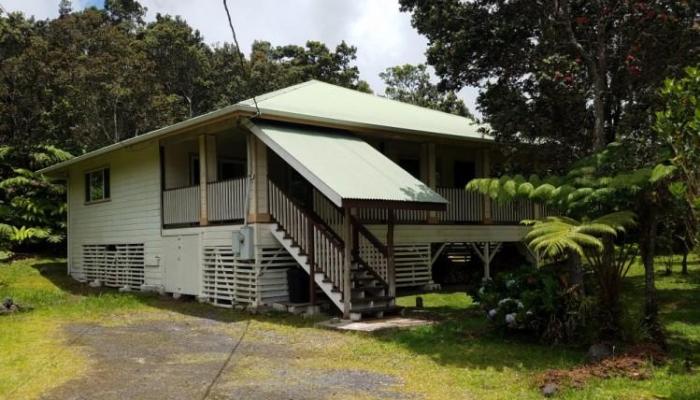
268, 182, 396, 320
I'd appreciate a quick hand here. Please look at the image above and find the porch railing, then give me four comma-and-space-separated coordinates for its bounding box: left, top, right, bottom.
491, 198, 537, 223
436, 187, 483, 222
163, 185, 200, 225
207, 177, 248, 222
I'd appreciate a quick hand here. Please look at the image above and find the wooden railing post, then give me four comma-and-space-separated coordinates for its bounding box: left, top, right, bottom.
482, 150, 492, 224
307, 217, 315, 306
387, 209, 396, 297
198, 135, 209, 226
343, 207, 352, 318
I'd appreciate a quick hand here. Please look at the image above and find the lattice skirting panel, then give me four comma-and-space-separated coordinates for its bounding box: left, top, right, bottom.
82, 243, 145, 289
202, 245, 297, 308
395, 244, 432, 288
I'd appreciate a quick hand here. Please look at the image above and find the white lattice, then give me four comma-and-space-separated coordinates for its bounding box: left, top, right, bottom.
82, 243, 145, 288
395, 244, 432, 287
202, 245, 298, 308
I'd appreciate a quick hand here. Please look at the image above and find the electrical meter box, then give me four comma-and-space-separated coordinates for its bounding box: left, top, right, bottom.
232, 226, 254, 260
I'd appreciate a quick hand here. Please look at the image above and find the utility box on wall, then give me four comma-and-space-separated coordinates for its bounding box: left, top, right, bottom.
233, 226, 254, 260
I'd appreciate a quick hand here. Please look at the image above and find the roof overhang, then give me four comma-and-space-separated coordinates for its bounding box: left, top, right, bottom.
36, 81, 496, 176
38, 105, 256, 175
244, 120, 447, 211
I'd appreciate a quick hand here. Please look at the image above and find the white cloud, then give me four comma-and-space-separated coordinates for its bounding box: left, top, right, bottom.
0, 0, 480, 115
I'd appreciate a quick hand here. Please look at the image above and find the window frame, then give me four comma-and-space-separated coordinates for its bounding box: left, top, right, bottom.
84, 166, 111, 205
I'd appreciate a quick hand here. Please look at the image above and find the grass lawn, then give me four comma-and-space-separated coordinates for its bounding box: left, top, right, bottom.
1, 254, 699, 399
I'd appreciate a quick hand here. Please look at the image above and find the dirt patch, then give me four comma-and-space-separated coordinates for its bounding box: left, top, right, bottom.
537, 344, 667, 390
41, 315, 412, 400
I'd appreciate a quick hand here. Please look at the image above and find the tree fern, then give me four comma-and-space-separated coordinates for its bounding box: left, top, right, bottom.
523, 212, 637, 259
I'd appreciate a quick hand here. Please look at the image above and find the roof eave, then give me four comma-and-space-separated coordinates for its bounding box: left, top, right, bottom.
37, 105, 255, 175
341, 199, 448, 211
253, 108, 495, 144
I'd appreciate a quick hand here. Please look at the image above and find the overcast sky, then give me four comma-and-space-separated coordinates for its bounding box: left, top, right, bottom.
1, 0, 480, 115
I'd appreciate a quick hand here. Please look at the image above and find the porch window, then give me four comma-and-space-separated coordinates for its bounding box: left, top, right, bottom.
84, 167, 110, 203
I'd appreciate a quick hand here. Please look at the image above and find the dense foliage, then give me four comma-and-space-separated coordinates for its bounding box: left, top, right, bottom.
0, 146, 73, 254
0, 1, 371, 154
380, 64, 474, 119
655, 66, 700, 220
477, 266, 596, 344
400, 0, 700, 172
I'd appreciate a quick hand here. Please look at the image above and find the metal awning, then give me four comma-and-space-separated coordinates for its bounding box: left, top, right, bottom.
244, 120, 447, 210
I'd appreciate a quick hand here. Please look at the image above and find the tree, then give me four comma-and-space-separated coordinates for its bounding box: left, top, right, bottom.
58, 0, 72, 17
210, 40, 372, 108
400, 0, 700, 166
0, 3, 375, 153
380, 64, 474, 118
523, 212, 637, 339
143, 14, 213, 118
655, 66, 700, 222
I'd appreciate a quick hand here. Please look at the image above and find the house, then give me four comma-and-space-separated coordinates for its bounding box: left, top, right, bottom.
39, 80, 541, 320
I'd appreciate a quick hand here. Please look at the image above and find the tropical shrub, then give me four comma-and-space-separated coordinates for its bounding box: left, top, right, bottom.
0, 145, 72, 254
476, 266, 595, 344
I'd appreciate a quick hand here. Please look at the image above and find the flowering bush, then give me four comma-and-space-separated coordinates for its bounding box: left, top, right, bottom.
475, 266, 595, 344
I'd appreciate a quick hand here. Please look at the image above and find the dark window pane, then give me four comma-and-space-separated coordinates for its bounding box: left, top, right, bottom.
103, 168, 110, 198
85, 173, 90, 202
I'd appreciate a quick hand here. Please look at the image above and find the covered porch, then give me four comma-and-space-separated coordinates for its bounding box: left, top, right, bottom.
160, 128, 249, 228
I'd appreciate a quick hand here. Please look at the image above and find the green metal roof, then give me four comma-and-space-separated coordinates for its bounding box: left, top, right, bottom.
39, 80, 491, 175
240, 80, 491, 141
245, 120, 447, 209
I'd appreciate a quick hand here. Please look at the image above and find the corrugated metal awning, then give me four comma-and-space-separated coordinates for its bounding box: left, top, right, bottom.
245, 121, 447, 210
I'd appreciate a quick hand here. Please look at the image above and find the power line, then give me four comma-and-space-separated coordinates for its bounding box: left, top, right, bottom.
222, 0, 260, 117
200, 320, 251, 400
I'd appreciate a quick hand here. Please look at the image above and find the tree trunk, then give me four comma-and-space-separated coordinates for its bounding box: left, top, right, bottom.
639, 201, 666, 348
597, 235, 622, 341
592, 75, 607, 151
566, 250, 585, 295
681, 250, 689, 275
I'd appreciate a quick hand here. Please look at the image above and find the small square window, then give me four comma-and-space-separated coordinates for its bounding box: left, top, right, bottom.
85, 168, 110, 203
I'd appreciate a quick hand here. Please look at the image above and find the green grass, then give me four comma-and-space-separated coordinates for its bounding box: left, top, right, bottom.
1, 254, 699, 399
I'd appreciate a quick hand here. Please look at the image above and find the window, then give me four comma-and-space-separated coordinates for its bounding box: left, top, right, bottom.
85, 168, 110, 203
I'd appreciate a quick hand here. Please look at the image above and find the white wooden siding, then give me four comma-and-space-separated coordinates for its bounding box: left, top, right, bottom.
67, 141, 164, 286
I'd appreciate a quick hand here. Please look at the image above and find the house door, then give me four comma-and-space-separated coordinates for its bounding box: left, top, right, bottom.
164, 235, 200, 295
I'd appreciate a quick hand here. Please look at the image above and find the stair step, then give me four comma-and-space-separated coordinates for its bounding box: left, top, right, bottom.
352, 286, 386, 295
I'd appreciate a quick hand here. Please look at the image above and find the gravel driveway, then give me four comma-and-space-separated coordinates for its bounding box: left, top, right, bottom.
41, 314, 411, 400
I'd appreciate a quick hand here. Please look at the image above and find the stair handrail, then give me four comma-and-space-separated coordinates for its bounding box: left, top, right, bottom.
268, 180, 344, 248
349, 215, 387, 256
349, 215, 389, 284
268, 181, 347, 293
